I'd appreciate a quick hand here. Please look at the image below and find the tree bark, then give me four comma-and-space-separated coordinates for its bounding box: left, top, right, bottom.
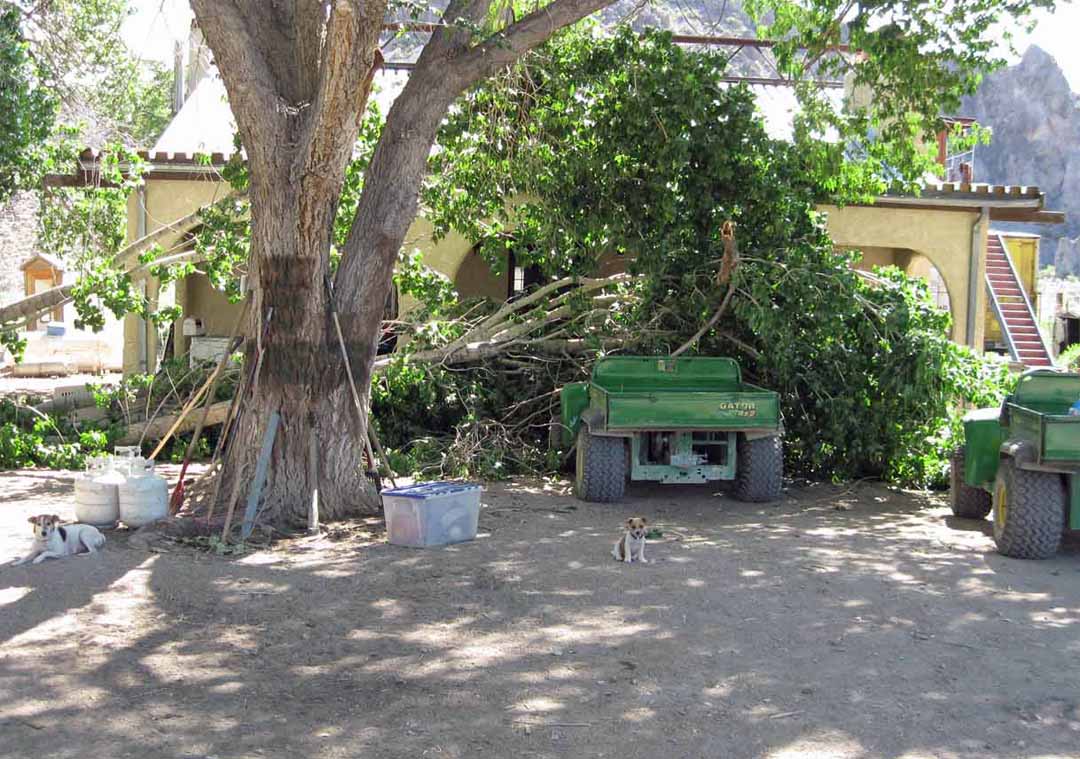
190, 0, 613, 530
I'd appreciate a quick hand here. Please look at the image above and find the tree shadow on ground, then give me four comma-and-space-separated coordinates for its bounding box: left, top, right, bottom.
0, 470, 75, 505
1, 478, 1079, 759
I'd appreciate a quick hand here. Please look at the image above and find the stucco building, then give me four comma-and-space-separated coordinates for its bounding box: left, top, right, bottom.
44, 44, 1064, 375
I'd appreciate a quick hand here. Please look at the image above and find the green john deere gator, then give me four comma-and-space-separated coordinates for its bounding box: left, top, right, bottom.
558, 356, 783, 503
952, 369, 1080, 559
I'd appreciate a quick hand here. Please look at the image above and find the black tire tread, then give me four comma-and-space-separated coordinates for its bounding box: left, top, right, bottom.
574, 427, 627, 502
993, 457, 1065, 560
949, 449, 992, 519
733, 433, 783, 503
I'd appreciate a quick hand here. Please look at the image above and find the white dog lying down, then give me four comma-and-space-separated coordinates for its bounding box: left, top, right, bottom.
12, 514, 106, 566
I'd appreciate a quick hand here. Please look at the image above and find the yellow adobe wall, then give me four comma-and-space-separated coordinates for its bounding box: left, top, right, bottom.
122, 178, 229, 375
421, 204, 986, 347
1002, 234, 1039, 299
822, 204, 984, 346
848, 245, 901, 271
181, 273, 246, 347
403, 216, 504, 305
121, 182, 989, 373
122, 179, 506, 374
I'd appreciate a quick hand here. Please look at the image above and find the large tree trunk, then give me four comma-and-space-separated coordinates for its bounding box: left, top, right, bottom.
215, 183, 376, 527
190, 0, 613, 530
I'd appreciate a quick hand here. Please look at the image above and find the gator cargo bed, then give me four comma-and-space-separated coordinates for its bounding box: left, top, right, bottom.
563, 357, 780, 435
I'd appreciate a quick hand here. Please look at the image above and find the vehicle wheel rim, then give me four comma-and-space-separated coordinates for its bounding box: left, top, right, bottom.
994, 480, 1008, 536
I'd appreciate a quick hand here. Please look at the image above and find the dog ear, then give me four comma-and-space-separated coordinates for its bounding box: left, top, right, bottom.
625, 518, 634, 526
640, 517, 647, 525
27, 516, 38, 524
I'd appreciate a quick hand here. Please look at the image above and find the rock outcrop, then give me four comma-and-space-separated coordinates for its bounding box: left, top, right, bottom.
961, 46, 1080, 270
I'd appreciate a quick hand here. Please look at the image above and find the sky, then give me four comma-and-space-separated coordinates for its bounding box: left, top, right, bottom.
120, 1, 1080, 93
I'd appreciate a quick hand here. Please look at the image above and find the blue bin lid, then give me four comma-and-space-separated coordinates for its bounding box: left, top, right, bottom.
380, 481, 482, 499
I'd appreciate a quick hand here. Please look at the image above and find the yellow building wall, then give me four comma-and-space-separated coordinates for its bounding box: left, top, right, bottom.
121, 181, 989, 373
398, 204, 986, 348
821, 204, 984, 346
181, 274, 246, 346
122, 178, 508, 374
402, 216, 504, 305
123, 178, 232, 375
849, 245, 900, 271
1004, 235, 1039, 299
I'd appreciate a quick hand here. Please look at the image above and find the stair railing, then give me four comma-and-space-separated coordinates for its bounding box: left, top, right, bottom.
986, 276, 1018, 361
994, 232, 1053, 362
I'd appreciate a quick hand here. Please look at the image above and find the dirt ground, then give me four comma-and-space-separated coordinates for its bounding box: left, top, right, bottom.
1, 468, 1079, 759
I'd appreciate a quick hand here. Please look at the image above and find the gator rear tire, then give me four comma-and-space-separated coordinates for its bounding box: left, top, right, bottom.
992, 457, 1066, 560
733, 433, 783, 503
949, 449, 992, 519
574, 427, 627, 503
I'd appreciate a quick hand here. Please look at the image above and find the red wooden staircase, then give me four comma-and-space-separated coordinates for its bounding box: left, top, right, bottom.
985, 233, 1053, 367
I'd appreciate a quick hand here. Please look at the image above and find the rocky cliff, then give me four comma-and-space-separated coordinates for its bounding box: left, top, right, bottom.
960, 46, 1080, 272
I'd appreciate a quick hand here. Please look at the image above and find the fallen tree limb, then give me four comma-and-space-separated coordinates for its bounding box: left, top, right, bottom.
0, 197, 235, 327
120, 400, 232, 446
671, 285, 737, 357
0, 286, 75, 327
374, 273, 633, 371
673, 221, 739, 357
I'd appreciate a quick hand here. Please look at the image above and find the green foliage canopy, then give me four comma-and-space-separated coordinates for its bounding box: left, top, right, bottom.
0, 4, 57, 202
423, 28, 1015, 485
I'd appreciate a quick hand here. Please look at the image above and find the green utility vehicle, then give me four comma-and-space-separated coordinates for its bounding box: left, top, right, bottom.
558, 356, 783, 503
952, 369, 1080, 559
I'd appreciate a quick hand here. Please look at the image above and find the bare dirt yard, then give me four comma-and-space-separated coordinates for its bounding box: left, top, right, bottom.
2, 468, 1079, 759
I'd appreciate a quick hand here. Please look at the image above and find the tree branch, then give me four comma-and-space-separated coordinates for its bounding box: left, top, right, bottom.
452, 0, 612, 87
294, 0, 330, 99
295, 0, 386, 193
421, 0, 494, 60
190, 0, 285, 170
670, 284, 737, 357
0, 199, 228, 327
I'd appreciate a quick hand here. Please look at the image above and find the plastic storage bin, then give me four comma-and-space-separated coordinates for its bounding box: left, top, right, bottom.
381, 482, 482, 547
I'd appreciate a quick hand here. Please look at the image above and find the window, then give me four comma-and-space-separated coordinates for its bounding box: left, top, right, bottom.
21, 255, 64, 329
507, 251, 542, 300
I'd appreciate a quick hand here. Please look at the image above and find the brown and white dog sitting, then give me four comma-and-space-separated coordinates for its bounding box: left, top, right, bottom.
612, 517, 648, 564
11, 514, 105, 566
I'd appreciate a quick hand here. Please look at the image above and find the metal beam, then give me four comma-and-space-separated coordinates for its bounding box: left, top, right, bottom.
381, 59, 844, 87
381, 24, 851, 53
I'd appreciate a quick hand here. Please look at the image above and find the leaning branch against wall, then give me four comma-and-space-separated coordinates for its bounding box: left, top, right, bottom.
0, 199, 232, 329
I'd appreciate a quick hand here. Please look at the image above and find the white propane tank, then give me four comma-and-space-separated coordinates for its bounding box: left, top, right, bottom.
118, 459, 168, 528
74, 456, 124, 527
